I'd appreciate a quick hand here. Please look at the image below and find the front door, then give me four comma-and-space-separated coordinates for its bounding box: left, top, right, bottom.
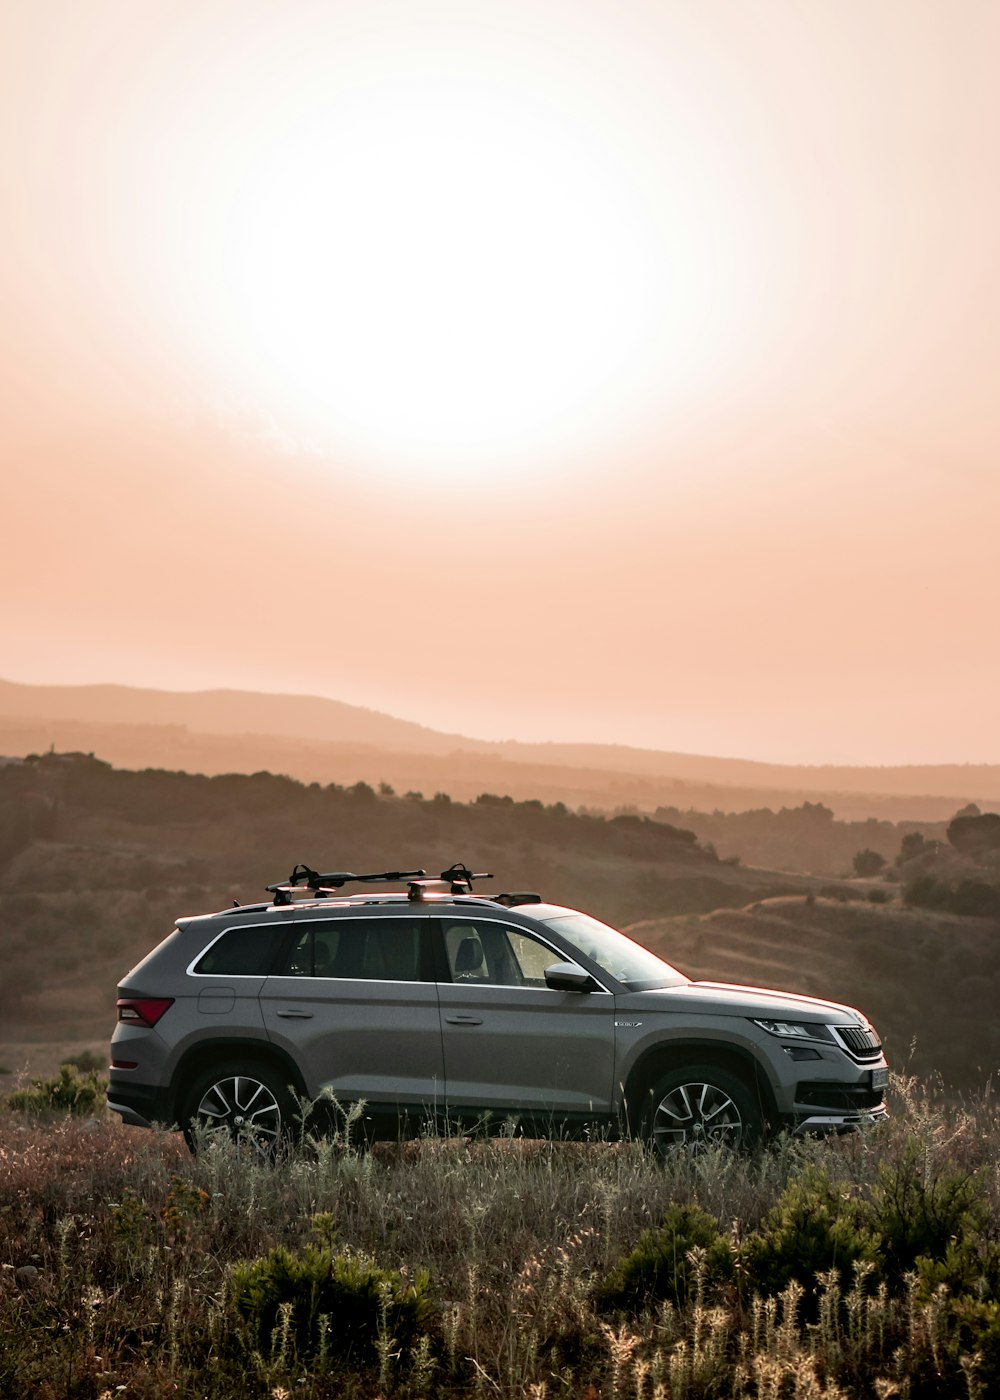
434, 915, 616, 1126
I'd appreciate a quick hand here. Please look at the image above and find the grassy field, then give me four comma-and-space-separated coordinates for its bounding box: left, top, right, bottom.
2, 1073, 1000, 1398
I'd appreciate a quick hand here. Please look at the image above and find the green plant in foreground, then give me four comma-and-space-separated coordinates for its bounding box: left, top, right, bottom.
4, 1061, 107, 1115
596, 1201, 733, 1315
742, 1165, 876, 1305
873, 1143, 987, 1287
230, 1243, 432, 1367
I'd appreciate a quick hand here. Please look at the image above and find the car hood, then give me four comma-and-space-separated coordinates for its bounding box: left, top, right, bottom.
619, 980, 868, 1025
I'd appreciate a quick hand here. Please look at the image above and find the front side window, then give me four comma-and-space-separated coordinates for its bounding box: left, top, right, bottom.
441, 920, 562, 987
538, 912, 687, 990
281, 919, 426, 981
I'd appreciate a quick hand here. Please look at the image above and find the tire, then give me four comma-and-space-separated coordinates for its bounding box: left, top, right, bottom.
644, 1064, 763, 1155
180, 1060, 297, 1157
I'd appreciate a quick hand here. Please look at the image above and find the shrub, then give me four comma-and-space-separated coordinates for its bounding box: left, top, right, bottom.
853, 849, 887, 877
742, 1166, 875, 1301
948, 880, 1000, 917
596, 1202, 733, 1315
4, 1062, 107, 1116
904, 875, 1000, 918
64, 1049, 106, 1074
230, 1244, 432, 1364
872, 1145, 986, 1287
897, 830, 931, 865
867, 887, 890, 903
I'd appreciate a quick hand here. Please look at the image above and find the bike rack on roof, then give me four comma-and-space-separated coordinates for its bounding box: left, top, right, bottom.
407, 863, 493, 901
266, 863, 427, 905
264, 861, 542, 908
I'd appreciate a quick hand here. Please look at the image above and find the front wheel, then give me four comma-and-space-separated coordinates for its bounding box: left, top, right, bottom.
180, 1060, 297, 1157
644, 1065, 763, 1154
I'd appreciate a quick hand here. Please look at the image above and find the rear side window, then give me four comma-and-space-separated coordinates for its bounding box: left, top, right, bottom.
193, 924, 289, 976
281, 919, 426, 981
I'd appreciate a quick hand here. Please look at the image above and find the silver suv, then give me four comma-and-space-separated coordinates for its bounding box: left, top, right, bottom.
108, 864, 889, 1152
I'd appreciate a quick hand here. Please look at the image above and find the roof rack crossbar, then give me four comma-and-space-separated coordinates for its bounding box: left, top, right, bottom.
266, 864, 427, 904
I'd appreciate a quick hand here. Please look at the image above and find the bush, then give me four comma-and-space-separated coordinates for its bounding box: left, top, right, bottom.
904, 875, 1000, 917
4, 1062, 107, 1116
852, 849, 887, 877
230, 1244, 432, 1364
949, 880, 1000, 917
64, 1049, 107, 1074
897, 831, 931, 865
596, 1202, 732, 1315
872, 1145, 986, 1287
742, 1166, 875, 1301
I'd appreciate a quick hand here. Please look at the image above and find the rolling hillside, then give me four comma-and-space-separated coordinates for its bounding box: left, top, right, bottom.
3, 677, 1000, 819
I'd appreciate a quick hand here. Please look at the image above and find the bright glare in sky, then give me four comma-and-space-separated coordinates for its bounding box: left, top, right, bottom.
141, 16, 754, 479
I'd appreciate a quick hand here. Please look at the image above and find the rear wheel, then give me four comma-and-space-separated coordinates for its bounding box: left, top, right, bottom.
644, 1065, 763, 1154
180, 1061, 297, 1157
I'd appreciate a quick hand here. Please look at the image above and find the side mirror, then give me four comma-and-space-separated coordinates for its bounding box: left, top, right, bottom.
544, 961, 594, 993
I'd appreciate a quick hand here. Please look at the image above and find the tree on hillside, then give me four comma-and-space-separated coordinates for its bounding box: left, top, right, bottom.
852, 848, 886, 877
947, 812, 1000, 856
896, 831, 932, 866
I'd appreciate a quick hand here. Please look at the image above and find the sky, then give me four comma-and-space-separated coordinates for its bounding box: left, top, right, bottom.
2, 0, 998, 766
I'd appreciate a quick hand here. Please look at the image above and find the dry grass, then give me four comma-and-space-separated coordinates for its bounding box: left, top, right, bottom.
2, 1075, 999, 1397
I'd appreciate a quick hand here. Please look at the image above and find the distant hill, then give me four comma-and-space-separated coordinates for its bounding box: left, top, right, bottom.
0, 677, 476, 753
3, 677, 1000, 820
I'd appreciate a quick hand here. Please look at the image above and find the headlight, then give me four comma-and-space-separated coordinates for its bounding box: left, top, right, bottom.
751, 1019, 831, 1041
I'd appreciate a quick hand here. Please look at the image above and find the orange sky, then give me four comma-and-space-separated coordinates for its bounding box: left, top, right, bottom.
2, 0, 998, 765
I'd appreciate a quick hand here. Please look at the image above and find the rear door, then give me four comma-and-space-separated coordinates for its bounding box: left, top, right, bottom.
260, 914, 444, 1112
435, 915, 616, 1123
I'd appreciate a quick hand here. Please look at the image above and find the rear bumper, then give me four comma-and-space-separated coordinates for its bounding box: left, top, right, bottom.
107, 1082, 173, 1129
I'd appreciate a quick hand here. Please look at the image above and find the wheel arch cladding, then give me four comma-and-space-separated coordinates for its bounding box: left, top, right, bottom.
170, 1039, 308, 1121
622, 1040, 779, 1134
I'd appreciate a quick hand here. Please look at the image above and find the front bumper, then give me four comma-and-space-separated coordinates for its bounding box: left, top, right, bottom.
793, 1101, 889, 1135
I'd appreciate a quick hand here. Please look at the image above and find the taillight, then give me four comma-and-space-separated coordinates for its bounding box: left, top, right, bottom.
116, 997, 174, 1028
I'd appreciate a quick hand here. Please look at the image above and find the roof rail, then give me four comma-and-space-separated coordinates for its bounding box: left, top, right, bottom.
266, 864, 426, 905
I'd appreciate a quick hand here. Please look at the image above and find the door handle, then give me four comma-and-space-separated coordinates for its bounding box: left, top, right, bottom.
445, 1014, 484, 1025
276, 1009, 314, 1018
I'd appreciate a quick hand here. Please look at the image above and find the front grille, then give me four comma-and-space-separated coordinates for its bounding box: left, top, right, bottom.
796, 1081, 885, 1111
834, 1024, 882, 1059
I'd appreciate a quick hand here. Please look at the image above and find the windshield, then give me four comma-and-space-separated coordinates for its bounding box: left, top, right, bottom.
539, 912, 688, 991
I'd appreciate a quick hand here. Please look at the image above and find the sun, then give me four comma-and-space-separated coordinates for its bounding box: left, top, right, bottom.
149, 33, 752, 483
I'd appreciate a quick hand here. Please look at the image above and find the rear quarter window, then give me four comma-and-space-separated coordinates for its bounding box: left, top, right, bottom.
193, 924, 289, 976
